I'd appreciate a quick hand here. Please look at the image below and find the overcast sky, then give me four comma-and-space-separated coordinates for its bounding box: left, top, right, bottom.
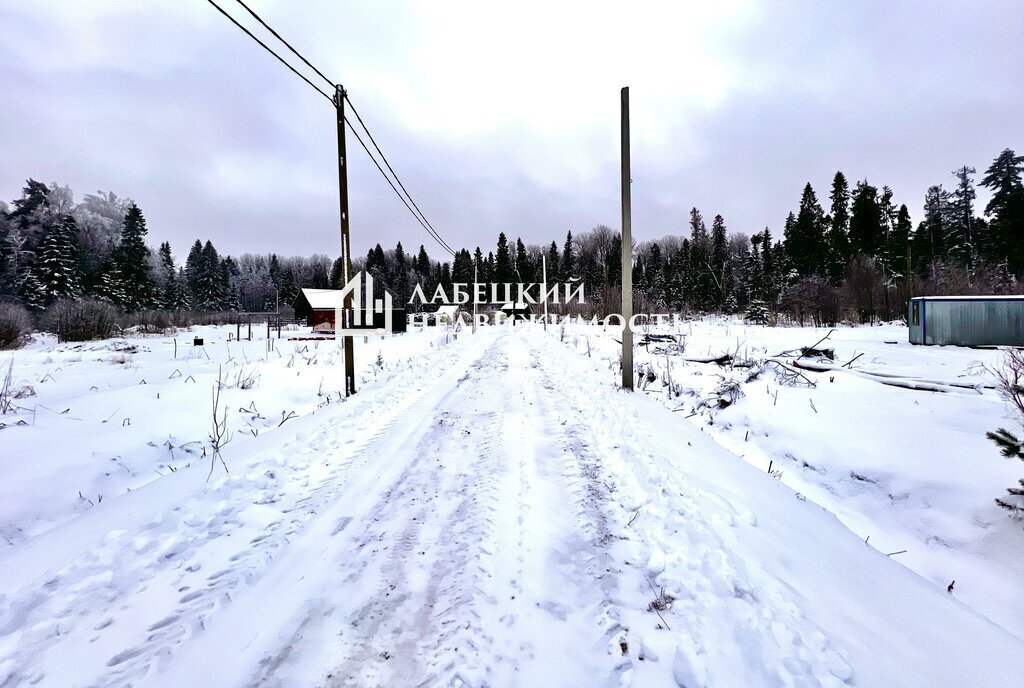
1, 0, 1021, 260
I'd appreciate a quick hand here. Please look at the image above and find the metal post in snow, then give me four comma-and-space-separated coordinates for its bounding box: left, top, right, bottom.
473, 262, 478, 334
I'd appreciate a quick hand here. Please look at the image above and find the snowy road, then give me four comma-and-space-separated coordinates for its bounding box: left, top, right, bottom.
2, 328, 1024, 687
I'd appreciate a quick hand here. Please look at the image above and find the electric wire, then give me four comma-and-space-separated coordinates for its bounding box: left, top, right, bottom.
346, 121, 456, 256
344, 94, 458, 256
207, 0, 458, 257
204, 0, 333, 103
230, 0, 336, 90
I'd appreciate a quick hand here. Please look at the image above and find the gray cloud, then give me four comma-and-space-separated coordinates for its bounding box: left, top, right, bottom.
1, 0, 1021, 261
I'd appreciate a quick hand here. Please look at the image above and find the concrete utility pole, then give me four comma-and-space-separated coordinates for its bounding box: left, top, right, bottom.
541, 254, 549, 332
334, 85, 356, 396
620, 86, 633, 390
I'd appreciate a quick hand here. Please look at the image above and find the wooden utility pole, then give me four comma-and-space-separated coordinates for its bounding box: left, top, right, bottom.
620, 86, 633, 390
334, 85, 356, 396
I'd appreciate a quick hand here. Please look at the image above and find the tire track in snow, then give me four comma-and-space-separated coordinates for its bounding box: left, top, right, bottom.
254, 333, 624, 687
0, 336, 493, 688
537, 333, 859, 688
247, 339, 511, 687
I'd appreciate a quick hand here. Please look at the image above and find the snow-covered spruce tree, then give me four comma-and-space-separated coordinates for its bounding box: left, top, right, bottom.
17, 269, 46, 310
826, 171, 852, 284
37, 215, 81, 302
494, 232, 512, 285
192, 241, 223, 310
745, 299, 770, 325
980, 148, 1024, 277
156, 242, 190, 310
219, 256, 241, 311
945, 165, 977, 270
110, 203, 155, 311
166, 268, 190, 311
785, 183, 827, 278
95, 263, 129, 307
987, 348, 1024, 517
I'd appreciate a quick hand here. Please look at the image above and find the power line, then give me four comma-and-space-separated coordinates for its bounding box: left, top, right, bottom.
230, 0, 336, 91
204, 0, 332, 103
207, 0, 459, 257
346, 118, 456, 256
345, 94, 458, 256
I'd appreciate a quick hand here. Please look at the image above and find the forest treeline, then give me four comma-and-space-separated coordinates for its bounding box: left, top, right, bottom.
1, 147, 1021, 328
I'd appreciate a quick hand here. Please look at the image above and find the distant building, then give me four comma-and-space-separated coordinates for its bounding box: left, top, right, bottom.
908, 295, 1024, 346
293, 288, 406, 334
435, 305, 460, 325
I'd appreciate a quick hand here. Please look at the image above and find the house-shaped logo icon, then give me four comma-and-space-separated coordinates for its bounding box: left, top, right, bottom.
335, 271, 393, 337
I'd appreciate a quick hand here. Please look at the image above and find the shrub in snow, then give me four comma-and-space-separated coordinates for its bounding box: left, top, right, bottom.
0, 302, 32, 349
987, 348, 1024, 517
745, 300, 770, 325
43, 298, 119, 342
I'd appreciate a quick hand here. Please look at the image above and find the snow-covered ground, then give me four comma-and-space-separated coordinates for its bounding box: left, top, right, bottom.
0, 324, 453, 548
1, 321, 1022, 687
560, 318, 1024, 640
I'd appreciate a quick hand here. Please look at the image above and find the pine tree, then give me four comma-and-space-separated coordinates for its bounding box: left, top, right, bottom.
605, 235, 621, 289
156, 241, 186, 310
849, 181, 884, 258
220, 256, 241, 311
980, 149, 1024, 276
826, 172, 852, 284
167, 267, 190, 310
515, 238, 533, 282
646, 242, 665, 306
887, 204, 912, 280
787, 183, 827, 277
437, 262, 452, 291
17, 271, 45, 309
473, 247, 486, 283
95, 263, 128, 307
947, 166, 977, 268
329, 257, 345, 289
760, 229, 781, 306
415, 245, 431, 281
394, 242, 410, 308
986, 426, 1024, 515
9, 180, 50, 230
545, 242, 560, 284
709, 215, 729, 309
877, 186, 898, 275
689, 208, 711, 310
632, 254, 645, 294
194, 240, 223, 310
278, 266, 297, 305
494, 233, 512, 284
452, 248, 474, 285
187, 240, 207, 299
913, 185, 949, 277
110, 203, 155, 310
37, 215, 81, 302
561, 231, 575, 279
268, 253, 282, 291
